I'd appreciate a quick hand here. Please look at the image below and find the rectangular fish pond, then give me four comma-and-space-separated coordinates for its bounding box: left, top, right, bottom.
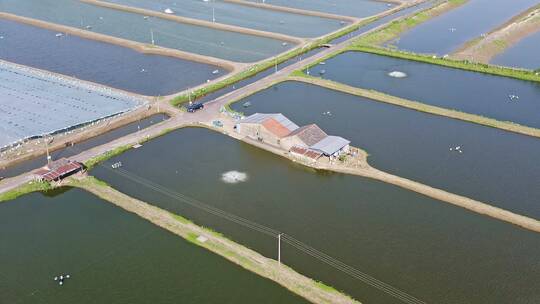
231, 81, 540, 220
0, 188, 310, 304
0, 18, 224, 96
103, 0, 347, 38
307, 51, 540, 129
245, 0, 396, 18
92, 127, 540, 304
0, 0, 293, 63
391, 0, 540, 55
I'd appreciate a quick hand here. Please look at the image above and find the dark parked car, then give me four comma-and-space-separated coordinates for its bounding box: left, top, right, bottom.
186, 102, 204, 113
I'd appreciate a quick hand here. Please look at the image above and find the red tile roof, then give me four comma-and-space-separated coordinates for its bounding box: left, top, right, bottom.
36, 159, 83, 182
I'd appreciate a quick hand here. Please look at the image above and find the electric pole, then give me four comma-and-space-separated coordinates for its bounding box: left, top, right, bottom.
278, 233, 283, 266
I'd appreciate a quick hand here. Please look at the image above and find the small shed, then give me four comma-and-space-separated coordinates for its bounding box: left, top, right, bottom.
310, 136, 350, 157
34, 158, 84, 182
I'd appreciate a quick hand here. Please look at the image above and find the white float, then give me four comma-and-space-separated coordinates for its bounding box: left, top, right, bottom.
221, 171, 248, 184
388, 71, 407, 78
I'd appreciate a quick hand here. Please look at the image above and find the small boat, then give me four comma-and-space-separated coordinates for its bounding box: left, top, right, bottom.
282, 42, 288, 46
55, 33, 64, 38
85, 25, 92, 29
319, 69, 326, 75
319, 61, 326, 65
243, 101, 251, 108
212, 69, 219, 75
164, 8, 175, 14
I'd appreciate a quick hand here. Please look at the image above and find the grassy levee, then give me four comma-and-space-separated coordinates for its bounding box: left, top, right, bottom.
288, 75, 540, 139
169, 18, 378, 107
0, 180, 51, 203
356, 0, 468, 46
347, 45, 540, 82
70, 176, 359, 304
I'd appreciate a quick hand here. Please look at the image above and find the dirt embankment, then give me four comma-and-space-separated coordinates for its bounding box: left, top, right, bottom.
452, 5, 540, 63
74, 176, 360, 304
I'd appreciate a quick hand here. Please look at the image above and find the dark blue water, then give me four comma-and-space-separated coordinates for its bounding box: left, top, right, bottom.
232, 81, 540, 220
0, 19, 221, 95
308, 51, 540, 129
394, 0, 540, 55
93, 127, 540, 304
0, 189, 309, 304
0, 114, 169, 179
492, 30, 540, 70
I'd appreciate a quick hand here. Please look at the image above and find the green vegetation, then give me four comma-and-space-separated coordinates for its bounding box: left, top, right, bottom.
0, 180, 51, 202
84, 145, 132, 169
348, 46, 540, 82
170, 17, 379, 107
354, 0, 468, 46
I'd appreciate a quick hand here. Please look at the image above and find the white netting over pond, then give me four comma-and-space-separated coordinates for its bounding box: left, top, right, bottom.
0, 61, 147, 150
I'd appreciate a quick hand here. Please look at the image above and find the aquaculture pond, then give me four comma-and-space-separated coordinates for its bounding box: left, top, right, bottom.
246, 0, 395, 18
104, 0, 346, 38
329, 0, 437, 44
93, 127, 540, 304
0, 188, 309, 304
308, 51, 540, 128
0, 114, 169, 179
232, 81, 540, 219
393, 0, 540, 55
0, 0, 292, 63
0, 19, 221, 96
492, 30, 540, 70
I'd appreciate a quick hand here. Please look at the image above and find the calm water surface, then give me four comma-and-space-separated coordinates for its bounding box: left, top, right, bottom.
0, 0, 292, 62
0, 114, 169, 179
308, 51, 540, 128
0, 189, 309, 304
93, 127, 540, 304
232, 81, 540, 219
394, 0, 540, 55
105, 0, 345, 38
492, 30, 540, 70
0, 19, 221, 95
246, 0, 395, 18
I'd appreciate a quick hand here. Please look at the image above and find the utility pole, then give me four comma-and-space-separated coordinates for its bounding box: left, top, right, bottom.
45, 136, 51, 167
278, 233, 283, 266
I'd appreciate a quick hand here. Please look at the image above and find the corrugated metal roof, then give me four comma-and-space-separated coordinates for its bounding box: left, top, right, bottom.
287, 124, 327, 146
310, 136, 350, 155
239, 113, 299, 137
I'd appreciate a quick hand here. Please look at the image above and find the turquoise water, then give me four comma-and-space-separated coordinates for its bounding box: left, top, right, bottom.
0, 0, 292, 62
0, 188, 309, 304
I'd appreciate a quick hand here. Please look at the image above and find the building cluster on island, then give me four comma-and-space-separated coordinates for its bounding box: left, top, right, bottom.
234, 113, 350, 163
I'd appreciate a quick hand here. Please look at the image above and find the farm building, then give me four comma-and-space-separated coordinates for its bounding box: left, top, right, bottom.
235, 113, 299, 147
34, 158, 84, 182
281, 124, 328, 151
236, 113, 351, 161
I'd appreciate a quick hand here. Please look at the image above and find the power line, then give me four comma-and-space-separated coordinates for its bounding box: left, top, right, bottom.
75, 149, 427, 304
